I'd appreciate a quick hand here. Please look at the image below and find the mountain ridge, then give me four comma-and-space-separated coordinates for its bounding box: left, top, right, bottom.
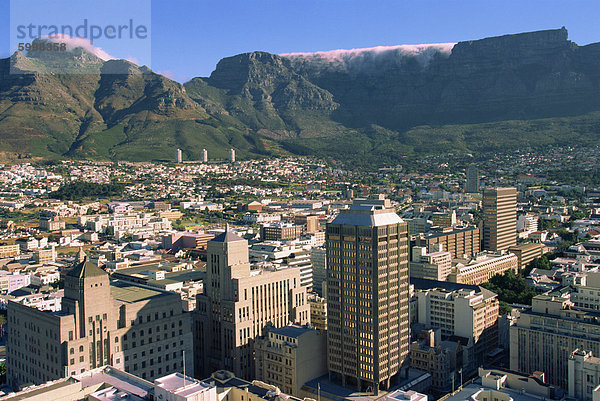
1, 27, 600, 165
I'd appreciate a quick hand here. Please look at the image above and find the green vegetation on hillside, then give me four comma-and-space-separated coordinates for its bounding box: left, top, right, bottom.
49, 182, 125, 200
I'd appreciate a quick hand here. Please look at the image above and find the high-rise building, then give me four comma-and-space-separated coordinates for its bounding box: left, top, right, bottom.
310, 247, 327, 297
194, 227, 310, 379
229, 148, 236, 162
176, 148, 183, 163
466, 165, 479, 193
7, 250, 193, 390
483, 187, 517, 252
326, 199, 409, 393
412, 279, 499, 374
201, 148, 208, 163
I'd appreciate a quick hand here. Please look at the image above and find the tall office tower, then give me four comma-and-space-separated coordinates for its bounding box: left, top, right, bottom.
466, 165, 479, 193
176, 148, 183, 163
229, 148, 236, 162
201, 148, 208, 163
194, 227, 310, 379
326, 199, 409, 394
7, 251, 193, 390
483, 187, 517, 252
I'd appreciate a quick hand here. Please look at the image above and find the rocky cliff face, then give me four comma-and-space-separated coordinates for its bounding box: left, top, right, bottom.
278, 27, 600, 129
1, 28, 600, 162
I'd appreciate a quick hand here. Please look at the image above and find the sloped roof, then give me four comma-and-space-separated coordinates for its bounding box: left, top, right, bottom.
212, 230, 244, 243
66, 259, 107, 279
331, 205, 403, 227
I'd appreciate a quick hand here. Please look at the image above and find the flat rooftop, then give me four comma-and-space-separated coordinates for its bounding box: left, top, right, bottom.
442, 381, 552, 401
155, 373, 213, 397
270, 325, 313, 339
110, 280, 170, 303
302, 369, 431, 401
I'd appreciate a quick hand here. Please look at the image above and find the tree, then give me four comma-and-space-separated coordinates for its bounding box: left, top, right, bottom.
481, 270, 536, 306
522, 255, 551, 277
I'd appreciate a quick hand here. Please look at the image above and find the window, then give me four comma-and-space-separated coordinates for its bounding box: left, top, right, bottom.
70, 348, 74, 354
68, 331, 73, 341
79, 345, 83, 352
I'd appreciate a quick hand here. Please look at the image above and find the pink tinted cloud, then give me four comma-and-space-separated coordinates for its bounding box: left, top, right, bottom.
44, 34, 116, 61
158, 70, 177, 81
280, 43, 456, 61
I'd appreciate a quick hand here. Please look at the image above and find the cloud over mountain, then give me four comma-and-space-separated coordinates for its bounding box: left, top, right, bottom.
281, 43, 456, 74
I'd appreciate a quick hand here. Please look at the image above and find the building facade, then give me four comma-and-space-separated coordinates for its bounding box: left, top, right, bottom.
508, 243, 544, 271
308, 294, 327, 331
568, 349, 600, 401
310, 247, 327, 297
510, 287, 600, 389
255, 324, 327, 396
409, 245, 452, 281
7, 252, 193, 390
448, 252, 518, 285
413, 226, 480, 259
194, 229, 310, 380
326, 201, 409, 393
483, 187, 517, 252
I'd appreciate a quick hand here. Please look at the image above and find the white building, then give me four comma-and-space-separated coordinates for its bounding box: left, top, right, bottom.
568, 349, 600, 401
448, 252, 519, 285
518, 214, 539, 239
410, 245, 452, 281
249, 242, 313, 290
242, 213, 281, 225
229, 148, 235, 162
78, 213, 172, 239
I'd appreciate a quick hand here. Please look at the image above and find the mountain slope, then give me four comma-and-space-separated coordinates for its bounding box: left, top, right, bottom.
1, 28, 600, 164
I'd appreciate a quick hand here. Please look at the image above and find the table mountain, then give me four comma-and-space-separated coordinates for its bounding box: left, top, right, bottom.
1, 28, 600, 164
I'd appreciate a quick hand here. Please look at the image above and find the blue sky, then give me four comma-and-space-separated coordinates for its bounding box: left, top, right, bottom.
2, 0, 600, 82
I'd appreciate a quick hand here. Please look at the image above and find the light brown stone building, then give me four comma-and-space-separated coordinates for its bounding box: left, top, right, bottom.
7, 250, 193, 390
483, 187, 517, 252
255, 324, 327, 396
413, 226, 480, 259
194, 228, 310, 380
508, 242, 544, 271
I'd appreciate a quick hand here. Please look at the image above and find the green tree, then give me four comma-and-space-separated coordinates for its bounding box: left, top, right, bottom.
481, 270, 536, 306
522, 255, 551, 277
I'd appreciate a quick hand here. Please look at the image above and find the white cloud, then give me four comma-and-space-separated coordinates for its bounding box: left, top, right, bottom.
281, 43, 456, 74
43, 34, 116, 61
